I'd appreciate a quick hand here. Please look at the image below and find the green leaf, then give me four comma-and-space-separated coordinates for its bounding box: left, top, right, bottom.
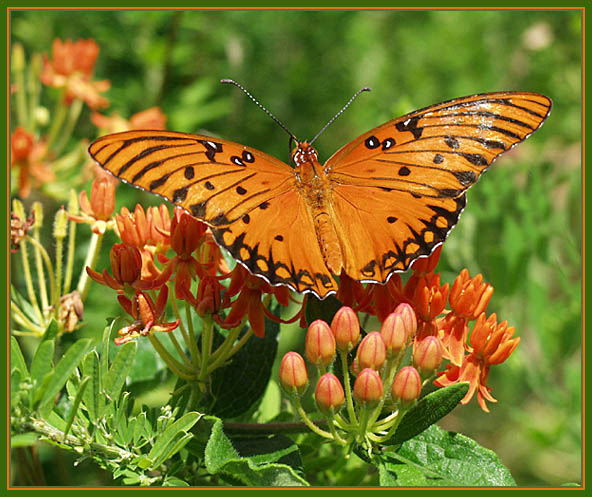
30, 339, 54, 387
63, 376, 89, 438
204, 311, 280, 419
38, 338, 92, 416
203, 416, 308, 486
10, 336, 29, 378
379, 424, 516, 487
103, 340, 136, 403
147, 412, 202, 467
42, 319, 59, 342
10, 432, 38, 448
81, 351, 101, 422
388, 382, 470, 446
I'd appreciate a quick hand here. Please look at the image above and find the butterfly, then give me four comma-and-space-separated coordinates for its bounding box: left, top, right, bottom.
89, 86, 551, 300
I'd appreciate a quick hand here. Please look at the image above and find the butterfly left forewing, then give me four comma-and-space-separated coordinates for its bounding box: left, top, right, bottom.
89, 130, 295, 227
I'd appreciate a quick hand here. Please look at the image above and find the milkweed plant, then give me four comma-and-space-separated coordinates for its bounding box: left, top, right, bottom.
10, 38, 520, 487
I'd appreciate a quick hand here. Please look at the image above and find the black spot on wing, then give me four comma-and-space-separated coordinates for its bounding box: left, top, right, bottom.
396, 116, 423, 140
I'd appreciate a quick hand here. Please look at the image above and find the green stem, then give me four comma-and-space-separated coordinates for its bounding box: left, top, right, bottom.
45, 90, 68, 154
62, 216, 77, 295
31, 223, 49, 315
207, 322, 244, 372
198, 317, 214, 383
12, 45, 28, 129
24, 236, 56, 324
54, 233, 64, 321
324, 411, 348, 445
148, 334, 196, 381
225, 325, 253, 358
77, 232, 103, 301
53, 98, 83, 157
339, 350, 357, 425
166, 330, 192, 369
27, 53, 42, 135
10, 301, 45, 336
184, 300, 200, 368
292, 396, 334, 440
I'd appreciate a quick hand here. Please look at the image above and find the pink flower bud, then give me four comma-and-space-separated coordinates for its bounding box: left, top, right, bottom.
330, 306, 360, 352
279, 352, 308, 395
353, 368, 383, 406
315, 373, 345, 414
395, 302, 417, 338
380, 313, 407, 355
413, 336, 443, 374
356, 332, 386, 371
305, 320, 336, 367
392, 366, 422, 406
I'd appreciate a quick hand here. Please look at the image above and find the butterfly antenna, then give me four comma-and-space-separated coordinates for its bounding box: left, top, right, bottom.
309, 86, 371, 146
221, 79, 298, 143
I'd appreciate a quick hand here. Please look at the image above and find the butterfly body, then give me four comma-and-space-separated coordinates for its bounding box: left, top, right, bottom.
89, 91, 551, 299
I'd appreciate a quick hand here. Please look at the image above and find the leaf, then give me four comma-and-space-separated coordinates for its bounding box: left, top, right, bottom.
147, 412, 202, 467
103, 340, 136, 403
379, 424, 516, 487
204, 310, 280, 419
388, 382, 470, 446
30, 339, 55, 387
10, 336, 29, 378
203, 416, 308, 486
63, 376, 89, 438
81, 351, 101, 422
10, 433, 38, 448
42, 319, 59, 342
38, 338, 92, 416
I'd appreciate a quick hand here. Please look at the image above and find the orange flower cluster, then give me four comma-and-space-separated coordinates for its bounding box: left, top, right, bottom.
298, 247, 520, 412
78, 176, 296, 344
41, 38, 110, 109
10, 127, 54, 198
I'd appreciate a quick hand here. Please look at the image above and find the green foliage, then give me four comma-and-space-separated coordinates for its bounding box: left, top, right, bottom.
379, 424, 516, 487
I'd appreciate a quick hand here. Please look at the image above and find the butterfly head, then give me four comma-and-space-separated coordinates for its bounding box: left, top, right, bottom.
292, 141, 319, 167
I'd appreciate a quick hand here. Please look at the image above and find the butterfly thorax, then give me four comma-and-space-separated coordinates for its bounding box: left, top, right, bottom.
292, 141, 344, 276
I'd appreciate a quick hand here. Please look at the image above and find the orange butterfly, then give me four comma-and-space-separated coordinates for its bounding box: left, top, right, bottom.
89, 83, 551, 299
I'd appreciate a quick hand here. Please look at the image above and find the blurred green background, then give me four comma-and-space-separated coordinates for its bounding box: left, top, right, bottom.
10, 9, 582, 487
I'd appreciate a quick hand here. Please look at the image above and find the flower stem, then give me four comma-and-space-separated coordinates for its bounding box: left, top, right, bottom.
291, 396, 334, 440
53, 98, 83, 157
77, 232, 103, 301
31, 220, 49, 315
198, 316, 214, 384
148, 334, 196, 381
339, 350, 357, 425
25, 236, 56, 322
45, 90, 68, 154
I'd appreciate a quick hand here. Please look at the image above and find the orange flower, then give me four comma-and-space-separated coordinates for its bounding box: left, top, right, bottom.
195, 275, 226, 317
11, 127, 55, 198
41, 38, 110, 109
155, 209, 208, 305
115, 286, 179, 345
91, 107, 167, 133
70, 176, 116, 234
449, 269, 494, 321
435, 312, 520, 412
413, 273, 449, 322
86, 243, 147, 292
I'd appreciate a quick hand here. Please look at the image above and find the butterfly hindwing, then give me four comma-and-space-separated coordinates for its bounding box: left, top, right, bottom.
211, 190, 337, 296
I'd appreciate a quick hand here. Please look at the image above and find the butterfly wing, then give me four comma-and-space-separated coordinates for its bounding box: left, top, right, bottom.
89, 130, 336, 296
326, 92, 551, 282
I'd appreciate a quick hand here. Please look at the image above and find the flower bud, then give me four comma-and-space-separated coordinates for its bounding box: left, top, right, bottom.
396, 303, 417, 338
330, 306, 360, 352
413, 336, 443, 375
353, 368, 383, 406
392, 366, 422, 406
305, 320, 336, 367
279, 352, 308, 395
315, 373, 345, 414
110, 243, 143, 285
356, 332, 386, 371
380, 314, 407, 356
